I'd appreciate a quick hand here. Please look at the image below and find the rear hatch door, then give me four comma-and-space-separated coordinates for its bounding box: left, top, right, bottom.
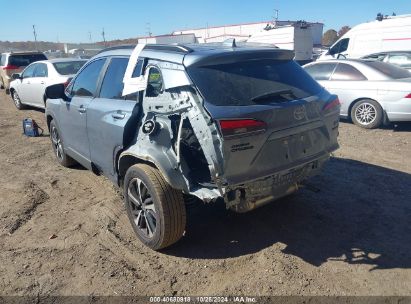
187, 55, 337, 185
6, 53, 47, 76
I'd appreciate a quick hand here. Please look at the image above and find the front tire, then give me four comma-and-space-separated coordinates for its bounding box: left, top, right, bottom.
11, 90, 25, 110
49, 120, 76, 167
351, 99, 383, 129
124, 164, 186, 250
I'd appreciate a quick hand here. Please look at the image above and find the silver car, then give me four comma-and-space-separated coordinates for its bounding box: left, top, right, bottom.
9, 58, 86, 110
303, 59, 411, 128
361, 52, 411, 71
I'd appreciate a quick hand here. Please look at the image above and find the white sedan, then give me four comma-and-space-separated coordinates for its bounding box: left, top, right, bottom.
9, 58, 86, 110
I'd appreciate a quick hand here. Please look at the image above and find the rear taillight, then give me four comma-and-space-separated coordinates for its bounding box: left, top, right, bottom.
2, 65, 18, 70
219, 119, 267, 137
323, 97, 340, 112
405, 93, 411, 98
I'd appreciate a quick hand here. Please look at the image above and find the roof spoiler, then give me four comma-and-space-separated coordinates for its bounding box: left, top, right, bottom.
185, 49, 295, 68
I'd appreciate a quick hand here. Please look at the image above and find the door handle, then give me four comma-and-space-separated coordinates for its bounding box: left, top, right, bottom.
78, 106, 86, 114
40, 81, 45, 85
111, 113, 125, 120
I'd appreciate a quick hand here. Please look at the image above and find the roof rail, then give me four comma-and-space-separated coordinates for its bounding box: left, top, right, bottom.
97, 44, 135, 54
144, 44, 193, 53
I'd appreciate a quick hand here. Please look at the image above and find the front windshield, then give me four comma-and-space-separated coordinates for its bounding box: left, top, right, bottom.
365, 61, 411, 79
329, 38, 349, 55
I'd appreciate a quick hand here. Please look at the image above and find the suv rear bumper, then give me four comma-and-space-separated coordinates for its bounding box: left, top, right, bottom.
225, 153, 331, 212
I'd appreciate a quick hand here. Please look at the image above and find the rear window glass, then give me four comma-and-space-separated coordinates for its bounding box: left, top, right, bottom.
9, 54, 47, 67
365, 61, 411, 79
53, 61, 86, 75
331, 63, 367, 81
187, 59, 322, 106
304, 63, 336, 80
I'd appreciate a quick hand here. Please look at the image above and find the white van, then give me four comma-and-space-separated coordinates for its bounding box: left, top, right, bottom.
318, 14, 411, 61
247, 23, 313, 61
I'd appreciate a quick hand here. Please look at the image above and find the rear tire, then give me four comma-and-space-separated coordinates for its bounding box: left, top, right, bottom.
49, 120, 76, 167
351, 99, 383, 129
124, 164, 186, 250
11, 90, 25, 110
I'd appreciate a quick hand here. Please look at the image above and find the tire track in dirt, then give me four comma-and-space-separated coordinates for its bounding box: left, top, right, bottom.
5, 181, 49, 234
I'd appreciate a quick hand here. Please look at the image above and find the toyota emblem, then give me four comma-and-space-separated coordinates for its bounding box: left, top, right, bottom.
294, 106, 306, 120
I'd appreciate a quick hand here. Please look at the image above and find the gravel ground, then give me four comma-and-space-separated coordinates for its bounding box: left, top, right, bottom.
0, 90, 410, 297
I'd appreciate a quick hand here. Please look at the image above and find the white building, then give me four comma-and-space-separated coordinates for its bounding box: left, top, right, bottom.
137, 33, 197, 44
173, 20, 324, 46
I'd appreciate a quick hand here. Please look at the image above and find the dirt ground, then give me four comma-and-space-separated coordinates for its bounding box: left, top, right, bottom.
0, 89, 410, 297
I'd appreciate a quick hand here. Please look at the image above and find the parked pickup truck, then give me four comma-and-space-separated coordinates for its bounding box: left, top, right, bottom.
45, 43, 340, 250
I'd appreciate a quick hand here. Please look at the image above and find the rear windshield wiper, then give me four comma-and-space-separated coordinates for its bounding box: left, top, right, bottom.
251, 89, 297, 103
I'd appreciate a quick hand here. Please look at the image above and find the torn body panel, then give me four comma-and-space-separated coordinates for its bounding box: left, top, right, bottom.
118, 61, 225, 201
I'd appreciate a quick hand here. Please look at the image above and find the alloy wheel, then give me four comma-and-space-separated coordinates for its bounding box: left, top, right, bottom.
127, 178, 157, 238
355, 102, 377, 126
51, 126, 64, 161
13, 92, 21, 107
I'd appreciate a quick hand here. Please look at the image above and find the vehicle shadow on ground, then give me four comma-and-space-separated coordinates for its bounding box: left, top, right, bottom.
340, 118, 411, 132
392, 122, 411, 132
165, 157, 411, 270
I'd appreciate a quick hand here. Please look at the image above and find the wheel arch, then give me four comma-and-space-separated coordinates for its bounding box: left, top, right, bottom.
117, 152, 188, 192
46, 114, 54, 131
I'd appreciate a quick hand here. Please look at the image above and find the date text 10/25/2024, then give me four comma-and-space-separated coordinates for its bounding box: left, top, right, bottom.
149, 296, 257, 303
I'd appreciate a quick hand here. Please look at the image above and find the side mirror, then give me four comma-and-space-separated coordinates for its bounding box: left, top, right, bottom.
45, 83, 70, 101
11, 73, 21, 80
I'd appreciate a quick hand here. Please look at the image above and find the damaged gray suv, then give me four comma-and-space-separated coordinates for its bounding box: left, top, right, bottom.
45, 43, 340, 250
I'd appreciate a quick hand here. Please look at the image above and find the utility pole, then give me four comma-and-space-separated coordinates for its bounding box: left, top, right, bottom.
101, 28, 106, 46
273, 9, 279, 27
146, 23, 152, 37
32, 25, 38, 50
88, 31, 92, 43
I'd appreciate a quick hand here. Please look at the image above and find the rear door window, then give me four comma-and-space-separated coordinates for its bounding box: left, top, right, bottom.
9, 54, 47, 67
71, 58, 106, 97
34, 63, 48, 77
330, 63, 367, 81
132, 59, 145, 77
304, 63, 337, 81
187, 59, 322, 106
99, 57, 136, 100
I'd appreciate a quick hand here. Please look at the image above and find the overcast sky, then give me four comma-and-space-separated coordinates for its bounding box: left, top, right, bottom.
1, 0, 409, 42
